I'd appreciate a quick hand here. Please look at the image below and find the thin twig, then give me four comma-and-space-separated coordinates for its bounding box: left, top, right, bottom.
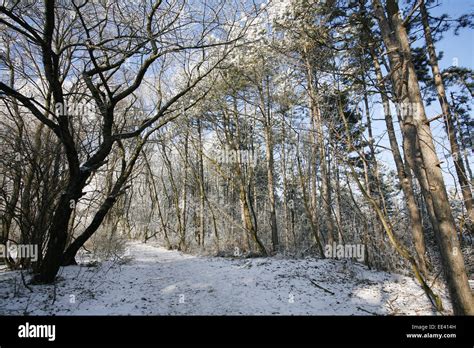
309, 279, 335, 295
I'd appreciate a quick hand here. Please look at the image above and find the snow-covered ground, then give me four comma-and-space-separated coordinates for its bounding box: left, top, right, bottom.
0, 242, 452, 315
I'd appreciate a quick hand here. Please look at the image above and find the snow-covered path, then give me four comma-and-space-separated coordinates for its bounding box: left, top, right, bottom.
0, 242, 451, 315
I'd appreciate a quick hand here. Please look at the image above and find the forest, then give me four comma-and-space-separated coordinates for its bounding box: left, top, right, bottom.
0, 0, 473, 317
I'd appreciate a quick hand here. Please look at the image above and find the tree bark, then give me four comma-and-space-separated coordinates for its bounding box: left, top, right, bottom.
304, 50, 336, 246
420, 0, 474, 231
372, 0, 474, 315
368, 42, 429, 276
261, 77, 279, 252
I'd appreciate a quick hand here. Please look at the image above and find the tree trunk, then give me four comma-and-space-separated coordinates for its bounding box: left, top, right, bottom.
262, 82, 279, 252
420, 0, 474, 231
368, 44, 429, 276
197, 119, 206, 247
35, 174, 87, 283
304, 50, 336, 245
373, 0, 474, 315
296, 143, 325, 256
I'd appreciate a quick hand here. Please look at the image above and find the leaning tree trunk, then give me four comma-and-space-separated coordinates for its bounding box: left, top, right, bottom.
420, 0, 474, 232
36, 173, 88, 282
62, 195, 117, 266
373, 0, 474, 315
368, 46, 429, 276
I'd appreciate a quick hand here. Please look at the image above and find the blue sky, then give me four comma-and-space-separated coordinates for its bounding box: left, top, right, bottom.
429, 0, 474, 70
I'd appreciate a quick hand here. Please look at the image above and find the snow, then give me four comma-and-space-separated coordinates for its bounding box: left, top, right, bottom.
0, 242, 452, 315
